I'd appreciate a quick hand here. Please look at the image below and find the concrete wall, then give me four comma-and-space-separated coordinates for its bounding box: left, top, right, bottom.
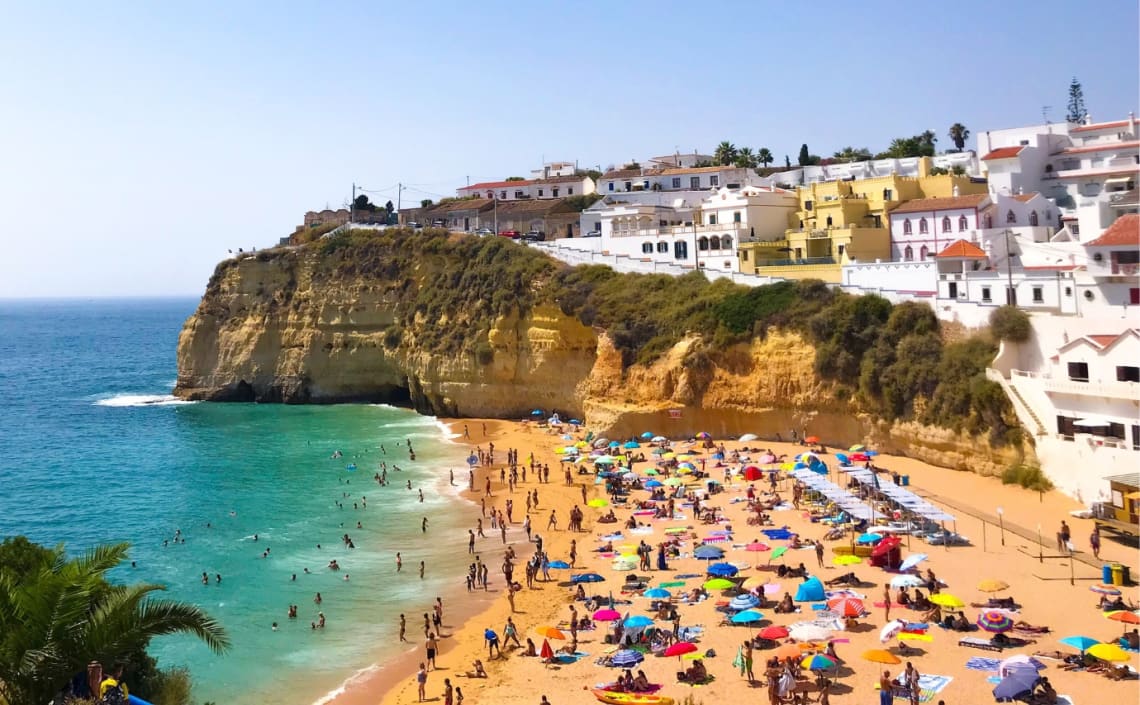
843, 261, 937, 292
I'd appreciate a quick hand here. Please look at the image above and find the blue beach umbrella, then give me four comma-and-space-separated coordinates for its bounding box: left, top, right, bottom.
729, 593, 760, 610
835, 452, 849, 465
569, 419, 582, 425
466, 454, 478, 466
610, 649, 645, 667
707, 562, 739, 577
694, 545, 725, 560
866, 450, 879, 457
992, 672, 1039, 701
856, 533, 883, 545
547, 560, 570, 569
644, 588, 672, 599
1059, 636, 1099, 652
641, 431, 655, 439
609, 441, 620, 448
645, 480, 664, 488
731, 609, 765, 624
624, 615, 654, 628
571, 573, 605, 584
623, 441, 640, 449
531, 409, 544, 416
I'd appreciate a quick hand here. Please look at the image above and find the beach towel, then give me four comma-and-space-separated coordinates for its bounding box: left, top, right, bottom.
965, 657, 1002, 672
874, 674, 953, 703
553, 651, 588, 664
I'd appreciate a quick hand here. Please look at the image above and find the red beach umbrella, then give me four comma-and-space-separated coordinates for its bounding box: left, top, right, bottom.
757, 625, 789, 640
743, 466, 764, 481
827, 596, 866, 617
540, 638, 554, 660
664, 642, 698, 658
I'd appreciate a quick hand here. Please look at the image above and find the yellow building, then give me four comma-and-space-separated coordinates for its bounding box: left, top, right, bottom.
738, 158, 986, 282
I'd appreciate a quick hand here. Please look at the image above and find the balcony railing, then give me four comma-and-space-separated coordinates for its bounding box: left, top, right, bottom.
1012, 369, 1140, 401
756, 257, 837, 267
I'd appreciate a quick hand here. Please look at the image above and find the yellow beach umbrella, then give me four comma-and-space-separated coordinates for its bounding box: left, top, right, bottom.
588, 498, 609, 508
662, 452, 676, 460
849, 445, 865, 452
833, 555, 862, 566
742, 576, 768, 590
1087, 643, 1131, 662
977, 579, 1010, 593
929, 594, 965, 609
780, 463, 795, 472
862, 649, 901, 665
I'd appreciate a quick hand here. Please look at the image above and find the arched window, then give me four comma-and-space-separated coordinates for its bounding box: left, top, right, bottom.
698, 236, 709, 251
656, 242, 668, 253
721, 236, 732, 249
709, 236, 720, 250
919, 218, 928, 234
903, 219, 912, 235
1006, 210, 1017, 224
920, 245, 929, 260
641, 242, 653, 254
941, 216, 951, 233
904, 245, 914, 261
1029, 211, 1039, 226
958, 215, 968, 232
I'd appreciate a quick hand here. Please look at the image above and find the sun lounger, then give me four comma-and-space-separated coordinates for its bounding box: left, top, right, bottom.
959, 637, 1003, 652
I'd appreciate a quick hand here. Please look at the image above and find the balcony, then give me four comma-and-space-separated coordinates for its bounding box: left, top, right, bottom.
1012, 369, 1140, 401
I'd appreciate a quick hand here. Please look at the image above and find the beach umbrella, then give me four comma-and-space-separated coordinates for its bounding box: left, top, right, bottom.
587, 498, 610, 508
571, 573, 605, 584
531, 409, 544, 416
856, 533, 883, 545
1087, 643, 1131, 662
593, 608, 621, 621
696, 431, 711, 440
644, 468, 660, 476
741, 576, 769, 590
862, 649, 902, 665
652, 436, 667, 443
992, 672, 1039, 701
466, 453, 478, 466
789, 624, 833, 642
769, 546, 789, 561
977, 578, 1010, 593
694, 545, 725, 560
547, 560, 570, 569
849, 444, 865, 452
539, 639, 555, 663
641, 432, 654, 439
1059, 635, 1099, 652
610, 649, 645, 668
804, 436, 820, 444
977, 611, 1015, 633
827, 597, 865, 617
739, 433, 759, 441
612, 558, 637, 571
535, 625, 566, 640
998, 655, 1046, 677
731, 610, 765, 624
898, 553, 928, 572
929, 593, 965, 609
742, 466, 763, 481
879, 620, 906, 643
645, 479, 664, 489
1106, 611, 1140, 625
569, 419, 581, 425
593, 438, 610, 448
623, 615, 654, 628
850, 453, 870, 462
623, 441, 640, 449
757, 625, 789, 640
664, 641, 698, 658
1090, 584, 1121, 595
608, 441, 620, 449
802, 654, 836, 671
890, 574, 925, 589
704, 578, 736, 590
706, 562, 739, 577
832, 555, 862, 566
774, 643, 803, 661
643, 588, 672, 599
663, 477, 684, 487
835, 452, 849, 465
729, 593, 760, 610
745, 542, 770, 552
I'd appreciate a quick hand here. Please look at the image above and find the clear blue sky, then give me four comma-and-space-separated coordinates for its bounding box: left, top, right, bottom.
2, 1, 1137, 297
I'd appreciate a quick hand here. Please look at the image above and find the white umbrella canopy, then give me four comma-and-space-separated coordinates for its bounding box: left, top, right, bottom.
788, 624, 833, 642
879, 619, 906, 643
739, 433, 759, 442
890, 574, 925, 588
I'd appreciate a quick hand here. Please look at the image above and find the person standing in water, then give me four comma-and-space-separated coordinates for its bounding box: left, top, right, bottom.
396, 552, 403, 572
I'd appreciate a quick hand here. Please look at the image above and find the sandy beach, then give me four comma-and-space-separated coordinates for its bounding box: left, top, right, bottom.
365, 418, 1138, 705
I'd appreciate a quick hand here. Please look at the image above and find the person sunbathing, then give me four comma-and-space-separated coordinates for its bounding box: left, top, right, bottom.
911, 590, 932, 611
677, 659, 708, 683
523, 638, 537, 657
1029, 676, 1057, 704
825, 572, 858, 586
896, 587, 911, 606
774, 593, 795, 613
468, 659, 488, 677
574, 585, 587, 601
1125, 628, 1140, 650
597, 541, 615, 552
951, 612, 972, 631
625, 515, 639, 529
632, 670, 651, 691
923, 605, 942, 624
598, 511, 618, 524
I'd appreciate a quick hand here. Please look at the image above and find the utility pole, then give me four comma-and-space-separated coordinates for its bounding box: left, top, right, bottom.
397, 183, 404, 214
351, 182, 356, 223
493, 193, 498, 233
1004, 228, 1016, 305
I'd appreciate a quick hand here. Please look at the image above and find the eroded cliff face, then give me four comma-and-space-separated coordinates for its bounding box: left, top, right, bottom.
177, 251, 1032, 476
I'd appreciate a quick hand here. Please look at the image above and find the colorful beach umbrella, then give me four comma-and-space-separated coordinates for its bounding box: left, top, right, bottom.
827, 597, 866, 617
849, 444, 865, 452
1087, 643, 1131, 662
593, 608, 621, 621
535, 625, 565, 640
623, 615, 654, 628
1090, 584, 1121, 596
704, 578, 736, 590
731, 609, 764, 624
1106, 611, 1140, 625
929, 593, 965, 609
571, 573, 605, 584
696, 432, 711, 439
744, 542, 770, 552
610, 649, 645, 668
802, 654, 836, 671
862, 649, 902, 665
977, 578, 1010, 593
664, 641, 698, 658
769, 546, 789, 560
992, 671, 1038, 701
729, 594, 760, 610
645, 480, 664, 488
833, 554, 862, 566
879, 620, 906, 643
977, 611, 1015, 633
773, 643, 803, 661
1059, 635, 1099, 652
757, 625, 789, 640
663, 477, 684, 487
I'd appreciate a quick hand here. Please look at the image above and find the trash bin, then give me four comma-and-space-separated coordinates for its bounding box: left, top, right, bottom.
1104, 564, 1114, 584
1123, 565, 1132, 586
1110, 563, 1125, 586
900, 475, 910, 486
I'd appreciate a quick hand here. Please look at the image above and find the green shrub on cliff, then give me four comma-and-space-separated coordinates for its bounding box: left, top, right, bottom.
989, 305, 1031, 343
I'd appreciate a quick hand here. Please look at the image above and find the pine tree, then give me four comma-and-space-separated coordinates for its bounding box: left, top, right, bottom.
1065, 77, 1086, 124
797, 144, 811, 166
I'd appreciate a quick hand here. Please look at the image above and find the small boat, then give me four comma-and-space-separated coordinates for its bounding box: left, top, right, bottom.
592, 689, 674, 705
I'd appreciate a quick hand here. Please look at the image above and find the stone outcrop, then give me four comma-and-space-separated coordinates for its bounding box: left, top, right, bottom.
176, 248, 1033, 476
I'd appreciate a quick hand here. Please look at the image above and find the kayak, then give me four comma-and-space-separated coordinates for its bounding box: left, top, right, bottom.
592, 689, 674, 705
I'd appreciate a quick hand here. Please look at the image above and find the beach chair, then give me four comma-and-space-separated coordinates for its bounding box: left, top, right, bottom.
959, 636, 1002, 652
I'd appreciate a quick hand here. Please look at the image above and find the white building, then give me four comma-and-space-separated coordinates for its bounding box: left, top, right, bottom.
456, 175, 595, 201
593, 186, 797, 273
755, 152, 981, 189
598, 165, 757, 196
529, 161, 578, 180
646, 151, 714, 169
578, 190, 708, 237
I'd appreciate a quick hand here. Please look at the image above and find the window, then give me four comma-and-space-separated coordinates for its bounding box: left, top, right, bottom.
919, 218, 928, 234
1006, 210, 1017, 224
741, 249, 749, 261
690, 177, 700, 189
624, 181, 632, 191
985, 215, 993, 228
733, 211, 742, 223
958, 215, 968, 232
836, 244, 844, 258
883, 188, 893, 201
568, 187, 574, 195
537, 189, 544, 197
500, 191, 507, 199
708, 214, 717, 225
948, 282, 958, 298
920, 245, 929, 260
826, 216, 833, 226
904, 245, 914, 261
607, 182, 614, 192
710, 175, 719, 187
1032, 286, 1044, 303
903, 219, 912, 235
722, 235, 732, 249
674, 240, 688, 259
514, 190, 524, 199
1028, 210, 1038, 226
1118, 366, 1140, 383
672, 177, 681, 188
698, 236, 709, 251
643, 180, 649, 190
1067, 361, 1089, 382
805, 200, 813, 211
641, 242, 653, 254
941, 216, 951, 233
657, 242, 668, 253
710, 236, 720, 250
982, 286, 992, 302
1064, 286, 1072, 296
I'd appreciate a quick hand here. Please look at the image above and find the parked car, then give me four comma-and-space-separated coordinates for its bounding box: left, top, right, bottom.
924, 531, 970, 546
407, 221, 423, 229
583, 229, 602, 238
521, 231, 545, 242
498, 230, 522, 239
473, 227, 495, 237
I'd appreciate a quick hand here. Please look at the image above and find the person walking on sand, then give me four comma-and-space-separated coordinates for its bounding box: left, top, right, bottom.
416, 663, 427, 702
443, 677, 454, 705
883, 585, 891, 623
904, 661, 921, 705
878, 670, 893, 705
1090, 525, 1101, 559
400, 614, 407, 642
1057, 520, 1070, 551
425, 632, 438, 670
547, 509, 558, 531
815, 540, 825, 568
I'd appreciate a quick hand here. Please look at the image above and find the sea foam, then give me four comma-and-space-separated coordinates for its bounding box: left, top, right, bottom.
94, 393, 195, 407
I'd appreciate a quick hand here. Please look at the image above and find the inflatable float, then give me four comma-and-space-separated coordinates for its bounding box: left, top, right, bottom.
592, 689, 674, 705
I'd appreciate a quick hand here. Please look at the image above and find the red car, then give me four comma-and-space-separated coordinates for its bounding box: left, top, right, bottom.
498, 230, 521, 239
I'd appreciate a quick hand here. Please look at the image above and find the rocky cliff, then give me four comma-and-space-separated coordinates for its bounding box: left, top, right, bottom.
176, 242, 1032, 477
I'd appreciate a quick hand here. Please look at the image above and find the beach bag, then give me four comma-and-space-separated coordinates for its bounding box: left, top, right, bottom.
101, 682, 127, 705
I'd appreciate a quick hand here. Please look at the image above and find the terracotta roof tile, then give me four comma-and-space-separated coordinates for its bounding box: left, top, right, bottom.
981, 146, 1025, 160
1088, 334, 1119, 348
1085, 214, 1140, 247
935, 239, 987, 258
891, 194, 989, 214
463, 179, 534, 190
1011, 193, 1040, 202
1071, 119, 1132, 133
602, 168, 645, 179
1056, 140, 1140, 155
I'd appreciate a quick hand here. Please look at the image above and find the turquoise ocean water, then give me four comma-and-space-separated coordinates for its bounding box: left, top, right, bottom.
0, 298, 474, 704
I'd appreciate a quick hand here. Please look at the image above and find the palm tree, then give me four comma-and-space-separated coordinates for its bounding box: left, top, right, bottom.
756, 148, 774, 168
920, 130, 938, 150
714, 141, 738, 166
947, 123, 970, 152
832, 146, 872, 163
0, 542, 229, 705
734, 147, 757, 168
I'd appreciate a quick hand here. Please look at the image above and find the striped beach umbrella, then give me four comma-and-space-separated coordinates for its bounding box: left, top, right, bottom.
977, 610, 1015, 633
802, 654, 837, 671
1090, 584, 1121, 595
827, 596, 866, 617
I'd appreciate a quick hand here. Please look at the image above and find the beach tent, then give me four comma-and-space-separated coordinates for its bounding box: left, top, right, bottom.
794, 576, 825, 602
743, 466, 764, 481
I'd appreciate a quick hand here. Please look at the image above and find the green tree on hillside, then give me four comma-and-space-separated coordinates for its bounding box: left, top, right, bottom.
734, 147, 757, 168
385, 200, 395, 214
947, 123, 970, 152
0, 541, 229, 705
832, 146, 872, 163
877, 133, 937, 159
757, 148, 774, 167
353, 194, 377, 212
797, 144, 811, 166
1066, 77, 1086, 123
714, 141, 738, 166
420, 199, 434, 208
